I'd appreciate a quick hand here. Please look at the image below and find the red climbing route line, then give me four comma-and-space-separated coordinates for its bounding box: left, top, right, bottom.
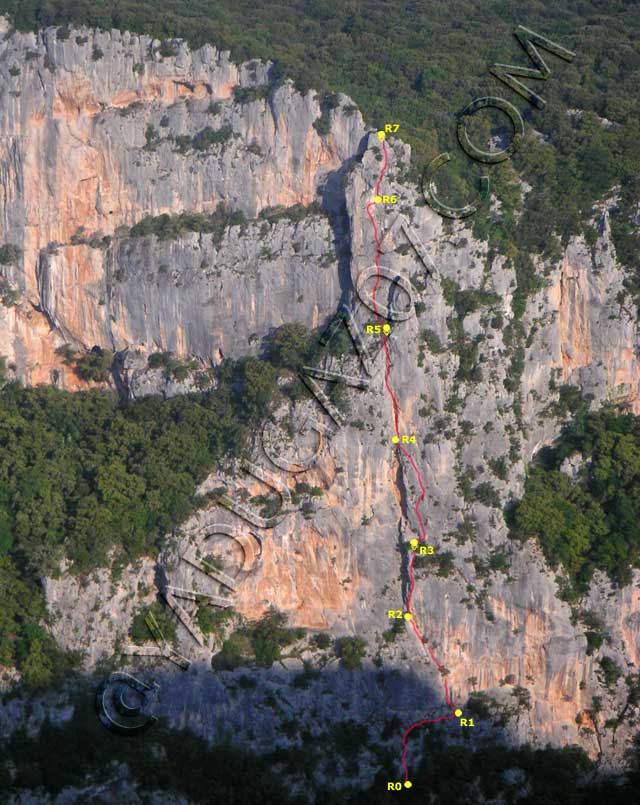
365, 136, 457, 784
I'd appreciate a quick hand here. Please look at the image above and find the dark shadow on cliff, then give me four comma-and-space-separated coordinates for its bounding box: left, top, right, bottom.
0, 660, 637, 805
0, 661, 481, 800
4, 657, 629, 804
319, 133, 371, 306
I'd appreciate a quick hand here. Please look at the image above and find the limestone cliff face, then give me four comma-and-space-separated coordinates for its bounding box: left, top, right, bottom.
554, 232, 639, 412
0, 20, 364, 384
2, 21, 640, 786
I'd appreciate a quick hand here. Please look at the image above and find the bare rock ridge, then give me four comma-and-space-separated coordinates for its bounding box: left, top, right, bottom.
1, 20, 640, 786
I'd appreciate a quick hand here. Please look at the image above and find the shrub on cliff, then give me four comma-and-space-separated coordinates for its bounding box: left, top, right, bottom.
312, 116, 330, 136
337, 636, 367, 670
421, 328, 445, 354
312, 632, 332, 650
0, 243, 21, 264
147, 351, 199, 381
250, 609, 305, 667
191, 124, 233, 150
258, 201, 326, 224
128, 206, 246, 243
211, 609, 305, 669
472, 481, 501, 509
0, 278, 19, 307
312, 92, 339, 137
265, 322, 318, 371
172, 125, 233, 154
158, 39, 176, 58
598, 656, 623, 690
144, 123, 160, 150
225, 356, 278, 419
196, 604, 234, 637
211, 631, 253, 670
233, 85, 270, 104
56, 344, 113, 382
130, 600, 178, 647
73, 347, 113, 382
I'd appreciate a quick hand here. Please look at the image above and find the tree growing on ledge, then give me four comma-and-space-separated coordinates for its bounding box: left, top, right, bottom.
0, 243, 21, 264
337, 636, 367, 670
266, 322, 317, 371
73, 347, 114, 382
55, 344, 113, 382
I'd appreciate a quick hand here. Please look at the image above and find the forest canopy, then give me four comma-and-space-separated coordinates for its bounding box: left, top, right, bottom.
0, 325, 315, 687
510, 408, 640, 592
0, 379, 243, 686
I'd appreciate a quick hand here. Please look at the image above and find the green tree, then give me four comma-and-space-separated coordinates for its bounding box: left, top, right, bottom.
337, 636, 367, 670
511, 409, 640, 590
233, 357, 278, 418
266, 323, 316, 371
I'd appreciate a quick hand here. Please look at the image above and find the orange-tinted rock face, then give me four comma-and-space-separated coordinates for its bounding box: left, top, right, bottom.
558, 255, 593, 376
234, 520, 361, 629
542, 222, 640, 413
0, 27, 365, 383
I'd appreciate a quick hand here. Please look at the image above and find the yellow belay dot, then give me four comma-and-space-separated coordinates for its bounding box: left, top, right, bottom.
374, 193, 398, 204
409, 538, 435, 555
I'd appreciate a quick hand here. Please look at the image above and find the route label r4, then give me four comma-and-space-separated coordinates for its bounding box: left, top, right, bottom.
392, 435, 417, 444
